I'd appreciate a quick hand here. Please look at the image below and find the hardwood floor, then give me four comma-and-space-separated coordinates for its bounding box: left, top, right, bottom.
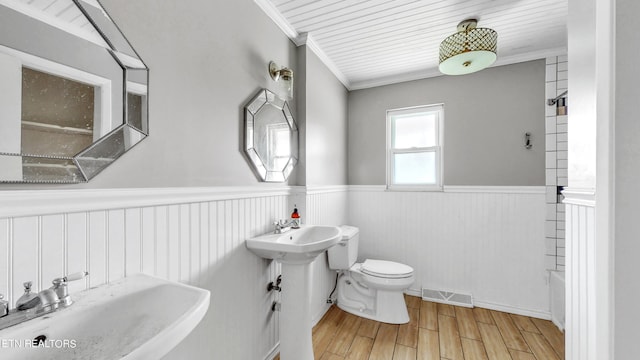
274, 295, 564, 360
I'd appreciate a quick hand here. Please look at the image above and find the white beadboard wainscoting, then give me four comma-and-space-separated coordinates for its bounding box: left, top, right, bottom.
348, 185, 550, 318
563, 191, 596, 360
1, 184, 554, 358
0, 186, 348, 360
303, 186, 349, 324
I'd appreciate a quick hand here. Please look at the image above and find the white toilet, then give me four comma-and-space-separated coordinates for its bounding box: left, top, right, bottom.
328, 225, 415, 324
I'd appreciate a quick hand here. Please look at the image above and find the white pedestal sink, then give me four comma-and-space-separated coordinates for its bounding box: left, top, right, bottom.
246, 225, 342, 360
0, 274, 210, 360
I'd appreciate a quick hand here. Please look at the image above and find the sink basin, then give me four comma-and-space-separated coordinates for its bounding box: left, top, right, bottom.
0, 274, 210, 360
246, 225, 342, 264
247, 224, 342, 359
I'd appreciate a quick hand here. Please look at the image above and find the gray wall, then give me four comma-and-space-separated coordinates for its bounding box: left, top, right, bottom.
348, 60, 545, 186
615, 0, 640, 356
300, 47, 349, 186
2, 0, 300, 188
94, 0, 298, 188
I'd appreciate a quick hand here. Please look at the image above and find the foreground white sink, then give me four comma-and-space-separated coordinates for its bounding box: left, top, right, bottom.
246, 225, 341, 264
0, 274, 210, 360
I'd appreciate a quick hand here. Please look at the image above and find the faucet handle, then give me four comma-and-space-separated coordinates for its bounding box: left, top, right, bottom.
51, 271, 87, 307
23, 281, 32, 291
52, 271, 88, 285
64, 271, 89, 282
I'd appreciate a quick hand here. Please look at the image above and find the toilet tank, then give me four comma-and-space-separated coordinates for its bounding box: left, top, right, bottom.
328, 225, 359, 270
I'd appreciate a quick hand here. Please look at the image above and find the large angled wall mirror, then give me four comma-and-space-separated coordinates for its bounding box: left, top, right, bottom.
244, 89, 298, 182
0, 0, 148, 183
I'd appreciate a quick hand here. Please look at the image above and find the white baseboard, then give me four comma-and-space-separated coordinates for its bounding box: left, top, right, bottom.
473, 300, 551, 320
406, 289, 551, 320
312, 302, 333, 327
405, 288, 422, 298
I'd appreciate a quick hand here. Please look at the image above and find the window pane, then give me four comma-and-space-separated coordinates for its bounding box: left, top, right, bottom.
392, 113, 436, 149
393, 151, 436, 184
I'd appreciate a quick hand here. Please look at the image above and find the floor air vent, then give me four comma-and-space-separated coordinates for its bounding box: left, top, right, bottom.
421, 288, 474, 308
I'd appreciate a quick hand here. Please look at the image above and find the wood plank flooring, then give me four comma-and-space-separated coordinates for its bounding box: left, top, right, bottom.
274, 295, 564, 360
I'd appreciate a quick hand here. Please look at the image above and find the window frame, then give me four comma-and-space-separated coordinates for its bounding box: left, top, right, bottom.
0, 44, 113, 139
386, 104, 444, 191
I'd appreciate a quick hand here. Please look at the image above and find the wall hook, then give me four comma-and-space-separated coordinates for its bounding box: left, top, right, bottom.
524, 132, 532, 149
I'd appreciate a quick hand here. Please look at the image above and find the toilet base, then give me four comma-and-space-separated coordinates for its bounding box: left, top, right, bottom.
336, 273, 410, 324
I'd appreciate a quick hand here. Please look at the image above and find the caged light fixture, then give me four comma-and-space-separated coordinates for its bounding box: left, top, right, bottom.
269, 61, 294, 100
439, 19, 497, 76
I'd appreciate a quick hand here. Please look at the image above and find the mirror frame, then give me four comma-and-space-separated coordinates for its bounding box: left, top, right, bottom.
0, 0, 149, 183
244, 89, 298, 182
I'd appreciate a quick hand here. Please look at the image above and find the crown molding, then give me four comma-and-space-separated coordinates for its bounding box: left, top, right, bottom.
254, 0, 350, 89
255, 0, 567, 91
295, 33, 350, 89
349, 68, 444, 91
492, 47, 568, 69
253, 0, 297, 39
349, 46, 568, 91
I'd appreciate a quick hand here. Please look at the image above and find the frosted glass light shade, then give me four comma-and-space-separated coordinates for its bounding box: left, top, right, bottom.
439, 19, 497, 75
439, 50, 497, 75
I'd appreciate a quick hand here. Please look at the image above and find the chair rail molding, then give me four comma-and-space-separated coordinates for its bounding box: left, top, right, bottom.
562, 188, 596, 206
0, 186, 298, 219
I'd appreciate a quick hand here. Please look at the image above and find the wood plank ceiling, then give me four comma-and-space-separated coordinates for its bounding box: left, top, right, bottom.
263, 0, 568, 89
2, 0, 105, 46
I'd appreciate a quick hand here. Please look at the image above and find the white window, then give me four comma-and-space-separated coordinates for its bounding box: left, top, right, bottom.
387, 104, 443, 190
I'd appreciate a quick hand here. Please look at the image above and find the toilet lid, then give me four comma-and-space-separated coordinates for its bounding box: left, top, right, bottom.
361, 259, 414, 278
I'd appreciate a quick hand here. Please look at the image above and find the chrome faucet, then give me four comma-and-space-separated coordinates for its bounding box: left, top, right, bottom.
273, 219, 300, 234
51, 271, 88, 307
0, 294, 8, 317
0, 271, 88, 330
16, 281, 40, 310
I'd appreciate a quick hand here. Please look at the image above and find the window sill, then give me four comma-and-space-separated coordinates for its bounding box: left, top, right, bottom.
386, 185, 443, 192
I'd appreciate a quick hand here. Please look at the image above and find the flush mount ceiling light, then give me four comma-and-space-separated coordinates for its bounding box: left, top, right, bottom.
439, 19, 497, 76
269, 61, 294, 100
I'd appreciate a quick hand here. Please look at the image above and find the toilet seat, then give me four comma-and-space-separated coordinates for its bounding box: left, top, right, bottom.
360, 259, 414, 279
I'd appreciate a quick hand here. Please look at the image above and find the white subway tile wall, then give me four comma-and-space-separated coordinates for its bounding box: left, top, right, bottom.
545, 55, 568, 270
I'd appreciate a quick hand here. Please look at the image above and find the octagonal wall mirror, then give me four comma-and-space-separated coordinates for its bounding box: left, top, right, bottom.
244, 89, 298, 182
0, 0, 148, 183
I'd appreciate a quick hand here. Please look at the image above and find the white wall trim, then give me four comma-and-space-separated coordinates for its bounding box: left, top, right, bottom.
296, 33, 350, 89
0, 186, 296, 218
312, 302, 333, 327
253, 0, 297, 39
473, 300, 552, 320
348, 185, 545, 194
253, 0, 351, 89
0, 0, 109, 49
348, 185, 387, 192
562, 188, 596, 207
254, 0, 566, 92
304, 185, 349, 195
443, 186, 545, 194
1, 185, 545, 218
404, 289, 551, 320
349, 47, 568, 90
